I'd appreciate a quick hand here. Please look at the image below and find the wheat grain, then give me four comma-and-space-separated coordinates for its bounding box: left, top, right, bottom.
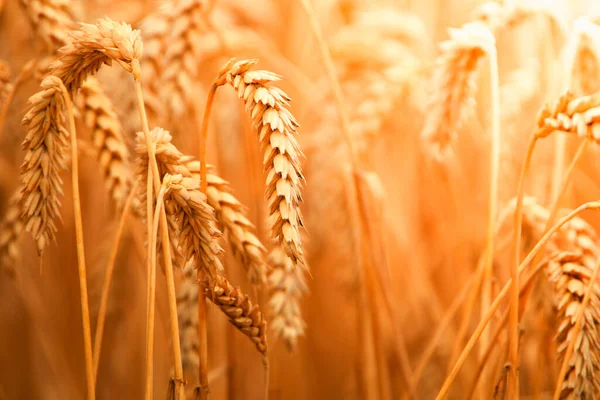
267, 246, 306, 351
20, 75, 69, 254
218, 59, 306, 271
206, 274, 268, 359
420, 21, 494, 159
78, 77, 132, 208
535, 91, 600, 143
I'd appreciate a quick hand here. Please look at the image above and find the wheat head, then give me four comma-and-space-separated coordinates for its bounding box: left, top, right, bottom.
0, 188, 24, 276
218, 59, 306, 271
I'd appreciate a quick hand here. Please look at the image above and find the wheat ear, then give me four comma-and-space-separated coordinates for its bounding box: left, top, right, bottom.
135, 128, 223, 278
206, 274, 268, 359
177, 261, 200, 389
571, 18, 600, 96
544, 252, 600, 400
0, 188, 23, 277
217, 59, 306, 271
78, 77, 132, 209
267, 246, 307, 351
18, 0, 77, 53
420, 21, 494, 159
182, 158, 268, 285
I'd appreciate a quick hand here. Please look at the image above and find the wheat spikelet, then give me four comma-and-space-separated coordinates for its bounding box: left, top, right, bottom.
535, 91, 600, 142
0, 60, 12, 102
267, 246, 307, 351
0, 188, 23, 276
78, 77, 132, 208
206, 274, 268, 358
160, 0, 205, 117
49, 18, 143, 93
420, 21, 494, 159
182, 158, 268, 285
219, 59, 306, 270
543, 251, 600, 400
571, 17, 600, 96
176, 261, 200, 384
18, 0, 77, 52
20, 75, 69, 254
136, 128, 223, 277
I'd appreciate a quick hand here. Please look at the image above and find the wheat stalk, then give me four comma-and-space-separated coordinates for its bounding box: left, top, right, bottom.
420, 21, 494, 159
267, 246, 307, 351
78, 77, 132, 209
217, 59, 306, 271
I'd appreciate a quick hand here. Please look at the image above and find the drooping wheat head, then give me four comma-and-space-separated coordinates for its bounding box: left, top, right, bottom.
18, 0, 77, 53
571, 17, 600, 96
267, 246, 307, 351
78, 77, 132, 209
217, 59, 306, 271
420, 21, 494, 159
19, 75, 70, 254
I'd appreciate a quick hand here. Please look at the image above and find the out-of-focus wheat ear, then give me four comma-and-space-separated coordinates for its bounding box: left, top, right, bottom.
420, 21, 494, 159
0, 60, 11, 101
49, 18, 143, 93
159, 0, 205, 117
182, 158, 268, 285
18, 0, 77, 52
267, 246, 307, 352
218, 59, 306, 272
0, 188, 24, 277
19, 75, 70, 255
206, 274, 268, 360
177, 261, 200, 388
543, 252, 600, 399
571, 17, 600, 95
78, 77, 133, 209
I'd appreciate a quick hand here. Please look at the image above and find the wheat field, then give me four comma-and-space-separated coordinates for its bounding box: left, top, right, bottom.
4, 0, 600, 399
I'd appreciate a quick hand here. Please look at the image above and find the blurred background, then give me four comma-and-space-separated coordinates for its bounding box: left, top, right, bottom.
2, 0, 600, 399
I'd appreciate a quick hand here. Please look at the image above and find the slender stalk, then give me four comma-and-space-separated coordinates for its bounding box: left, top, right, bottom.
145, 163, 154, 400
480, 42, 500, 397
197, 83, 219, 399
93, 190, 135, 382
406, 275, 474, 398
197, 274, 209, 400
0, 59, 36, 141
133, 66, 185, 399
508, 136, 538, 398
436, 200, 600, 399
552, 257, 600, 400
146, 185, 166, 400
59, 80, 95, 400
